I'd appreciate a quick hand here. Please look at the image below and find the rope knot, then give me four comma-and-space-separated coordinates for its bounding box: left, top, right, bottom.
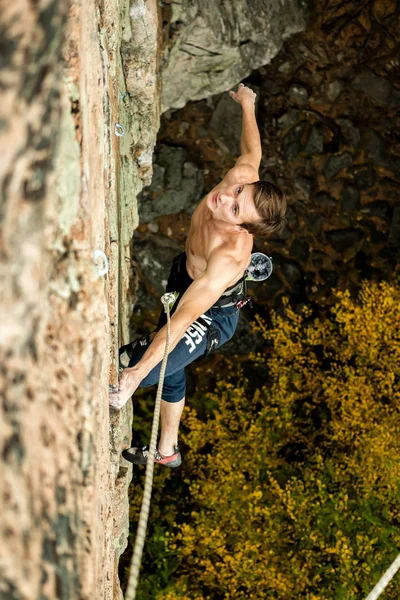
161, 292, 178, 312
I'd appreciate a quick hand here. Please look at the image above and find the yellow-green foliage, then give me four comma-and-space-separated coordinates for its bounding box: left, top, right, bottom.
157, 282, 400, 600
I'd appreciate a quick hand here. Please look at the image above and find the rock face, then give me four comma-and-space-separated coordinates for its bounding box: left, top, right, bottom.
208, 93, 247, 155
160, 0, 310, 110
0, 0, 160, 598
139, 145, 204, 222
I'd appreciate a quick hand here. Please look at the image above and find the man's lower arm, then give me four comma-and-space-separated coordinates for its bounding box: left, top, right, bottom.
240, 101, 262, 157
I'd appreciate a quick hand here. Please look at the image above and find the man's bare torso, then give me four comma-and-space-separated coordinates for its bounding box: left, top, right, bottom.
185, 181, 254, 287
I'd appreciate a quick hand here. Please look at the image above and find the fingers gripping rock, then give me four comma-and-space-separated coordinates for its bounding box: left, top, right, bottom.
109, 368, 142, 410
109, 390, 129, 411
229, 83, 256, 106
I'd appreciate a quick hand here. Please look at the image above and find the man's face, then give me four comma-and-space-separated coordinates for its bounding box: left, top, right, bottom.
207, 183, 260, 227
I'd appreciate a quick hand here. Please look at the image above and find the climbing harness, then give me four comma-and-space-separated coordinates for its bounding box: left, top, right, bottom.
125, 292, 177, 600
114, 123, 125, 137
93, 249, 109, 277
213, 252, 273, 315
365, 553, 400, 600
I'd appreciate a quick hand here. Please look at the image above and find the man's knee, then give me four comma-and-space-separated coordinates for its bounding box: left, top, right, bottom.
161, 395, 185, 405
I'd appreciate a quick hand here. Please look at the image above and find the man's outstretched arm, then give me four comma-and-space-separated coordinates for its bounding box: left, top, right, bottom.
109, 249, 244, 409
225, 83, 262, 183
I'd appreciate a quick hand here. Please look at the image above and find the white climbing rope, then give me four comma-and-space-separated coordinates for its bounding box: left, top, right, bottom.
365, 553, 400, 600
124, 292, 176, 600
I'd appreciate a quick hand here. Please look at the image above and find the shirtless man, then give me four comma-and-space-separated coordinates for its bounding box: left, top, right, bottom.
109, 83, 286, 467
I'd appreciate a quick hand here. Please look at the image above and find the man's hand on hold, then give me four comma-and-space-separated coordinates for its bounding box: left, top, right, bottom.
229, 83, 256, 107
109, 368, 142, 410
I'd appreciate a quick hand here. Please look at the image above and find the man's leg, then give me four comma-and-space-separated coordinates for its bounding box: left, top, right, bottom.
122, 392, 184, 467
120, 312, 220, 467
122, 354, 188, 467
158, 397, 185, 456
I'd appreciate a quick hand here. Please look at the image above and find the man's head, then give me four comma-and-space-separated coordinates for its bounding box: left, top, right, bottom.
207, 180, 286, 238
241, 180, 287, 238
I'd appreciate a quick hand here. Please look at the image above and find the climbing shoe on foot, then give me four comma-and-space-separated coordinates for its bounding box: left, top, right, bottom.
122, 445, 182, 468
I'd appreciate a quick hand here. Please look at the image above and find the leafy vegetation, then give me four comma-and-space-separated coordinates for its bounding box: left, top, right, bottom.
122, 281, 400, 599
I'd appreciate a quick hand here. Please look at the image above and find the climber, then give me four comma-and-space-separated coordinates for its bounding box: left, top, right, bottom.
109, 83, 286, 467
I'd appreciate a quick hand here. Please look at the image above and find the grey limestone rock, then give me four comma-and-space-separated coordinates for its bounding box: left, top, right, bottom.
283, 121, 307, 161
263, 272, 286, 297
359, 201, 390, 220
209, 90, 256, 155
322, 152, 353, 180
327, 80, 344, 102
311, 250, 326, 269
287, 83, 309, 103
353, 166, 376, 190
262, 171, 278, 185
315, 192, 336, 207
306, 212, 323, 233
304, 124, 324, 155
295, 175, 313, 200
277, 109, 301, 129
139, 145, 204, 222
351, 70, 394, 106
290, 239, 309, 262
340, 186, 360, 213
149, 164, 166, 193
161, 0, 310, 111
276, 222, 292, 240
278, 60, 293, 74
134, 234, 183, 297
279, 259, 304, 293
336, 118, 360, 149
360, 131, 399, 172
264, 79, 282, 96
326, 229, 362, 252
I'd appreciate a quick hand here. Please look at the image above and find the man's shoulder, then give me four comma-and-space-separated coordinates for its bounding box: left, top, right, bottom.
219, 163, 259, 187
206, 166, 258, 196
208, 236, 252, 272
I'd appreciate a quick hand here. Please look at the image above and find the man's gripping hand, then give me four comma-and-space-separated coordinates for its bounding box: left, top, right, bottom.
109, 367, 142, 410
229, 83, 256, 107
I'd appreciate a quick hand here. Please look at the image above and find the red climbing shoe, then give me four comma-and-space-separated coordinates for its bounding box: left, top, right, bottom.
122, 445, 182, 468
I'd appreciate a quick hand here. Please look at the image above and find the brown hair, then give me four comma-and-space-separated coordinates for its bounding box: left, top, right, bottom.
241, 180, 287, 238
